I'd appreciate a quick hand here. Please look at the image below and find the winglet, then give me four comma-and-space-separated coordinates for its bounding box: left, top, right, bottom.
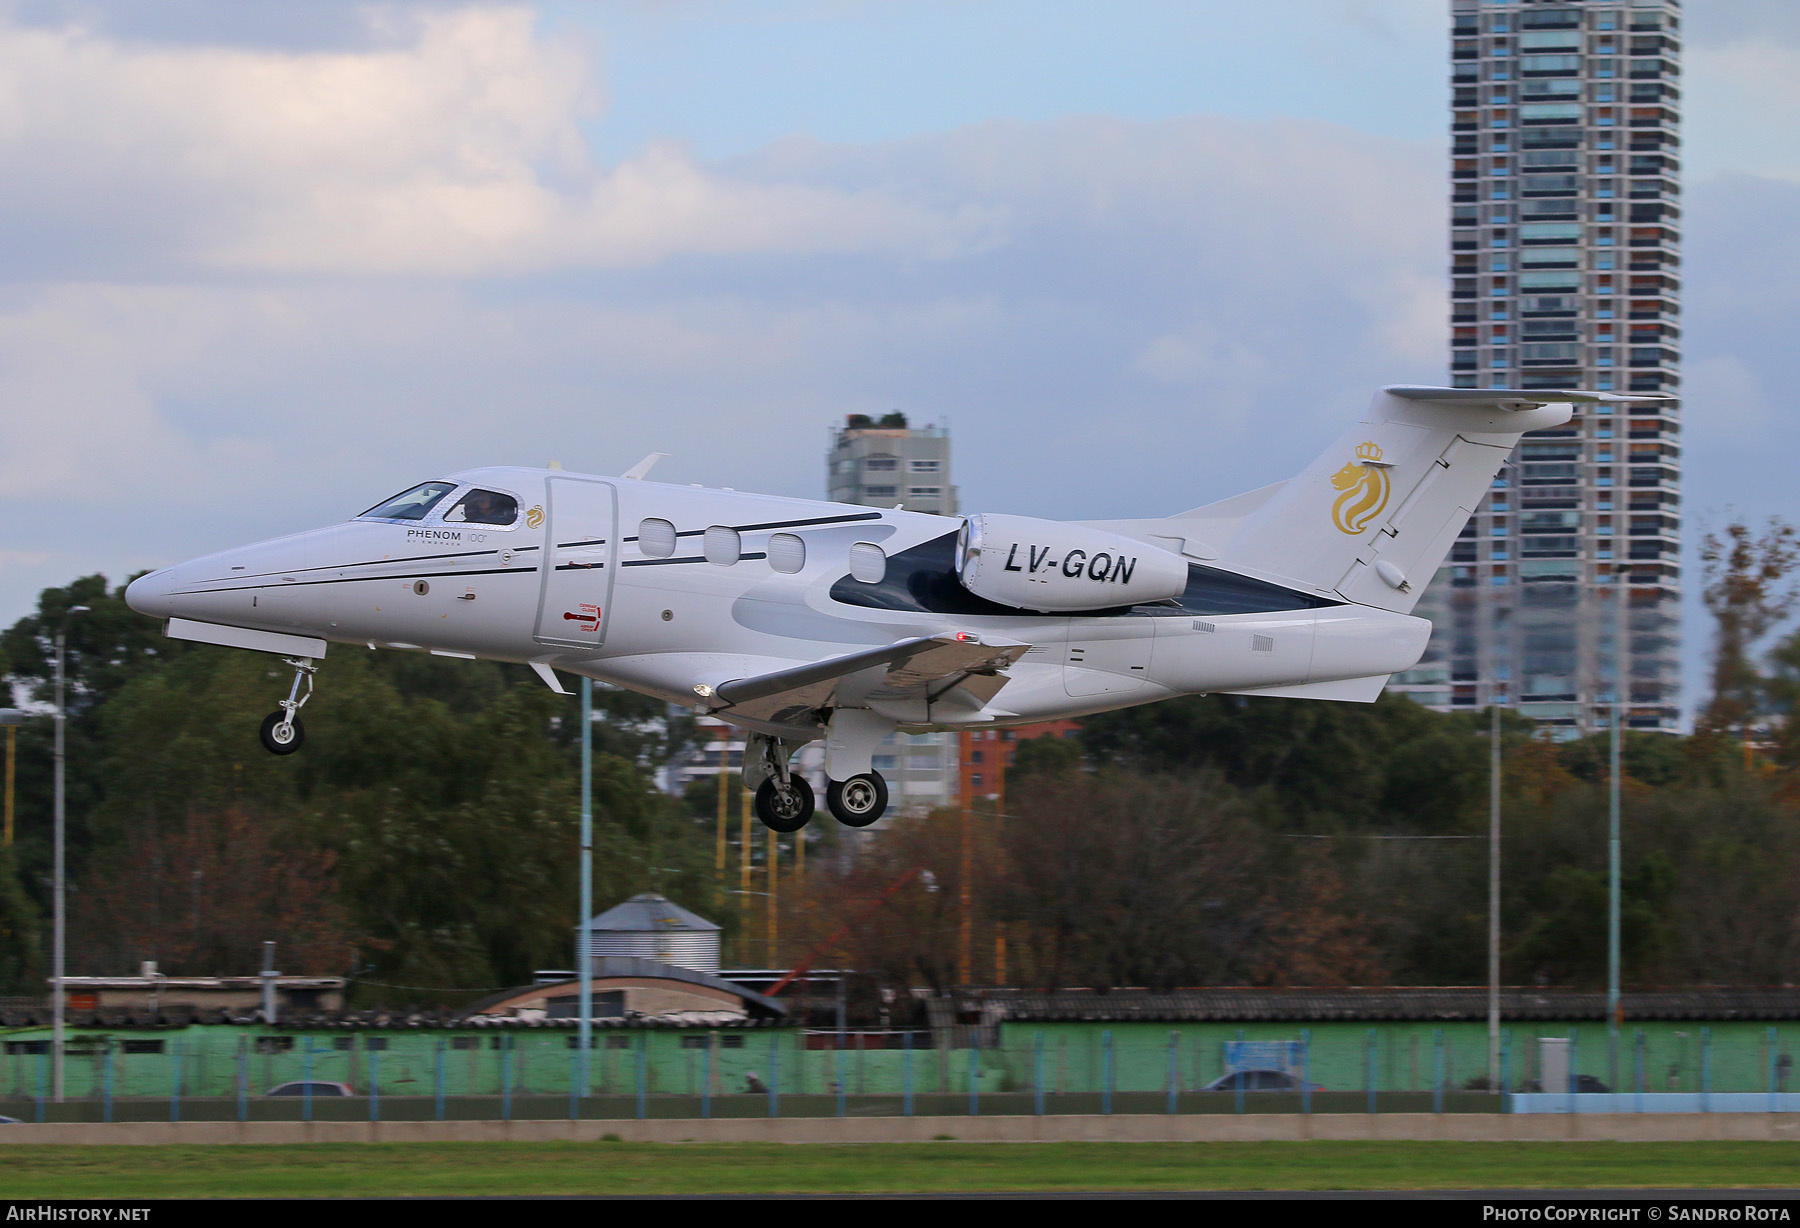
623, 452, 671, 481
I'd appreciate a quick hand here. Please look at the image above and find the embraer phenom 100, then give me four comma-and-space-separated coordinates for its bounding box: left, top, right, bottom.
126, 386, 1634, 833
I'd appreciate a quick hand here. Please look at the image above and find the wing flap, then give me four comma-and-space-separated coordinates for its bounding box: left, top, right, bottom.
714, 634, 1029, 724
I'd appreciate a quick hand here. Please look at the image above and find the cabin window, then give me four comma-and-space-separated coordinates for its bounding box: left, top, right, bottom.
443, 489, 519, 526
848, 542, 887, 584
359, 481, 457, 522
704, 526, 742, 566
638, 518, 677, 558
768, 533, 806, 574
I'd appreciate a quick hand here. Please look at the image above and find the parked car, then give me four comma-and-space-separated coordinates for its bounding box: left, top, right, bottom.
265, 1081, 354, 1098
1197, 1069, 1323, 1093
1522, 1075, 1610, 1094
0, 1115, 20, 1124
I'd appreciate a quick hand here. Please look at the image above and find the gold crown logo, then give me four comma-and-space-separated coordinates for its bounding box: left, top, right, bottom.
1355, 440, 1384, 463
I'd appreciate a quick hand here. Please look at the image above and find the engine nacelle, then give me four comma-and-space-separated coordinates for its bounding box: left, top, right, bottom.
956, 513, 1190, 612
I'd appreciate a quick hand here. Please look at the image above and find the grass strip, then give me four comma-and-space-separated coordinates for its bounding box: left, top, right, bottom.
0, 1140, 1798, 1197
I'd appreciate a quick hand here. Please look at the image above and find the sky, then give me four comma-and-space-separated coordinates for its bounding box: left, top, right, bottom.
2, 0, 1798, 718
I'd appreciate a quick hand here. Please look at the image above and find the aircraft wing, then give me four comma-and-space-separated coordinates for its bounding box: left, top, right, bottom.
713, 633, 1030, 725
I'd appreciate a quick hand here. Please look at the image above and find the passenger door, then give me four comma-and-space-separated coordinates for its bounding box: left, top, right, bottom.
533, 478, 618, 650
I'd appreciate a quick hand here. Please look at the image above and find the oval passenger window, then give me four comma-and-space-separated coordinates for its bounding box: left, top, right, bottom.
638, 518, 677, 558
848, 541, 886, 584
704, 526, 741, 566
767, 533, 805, 574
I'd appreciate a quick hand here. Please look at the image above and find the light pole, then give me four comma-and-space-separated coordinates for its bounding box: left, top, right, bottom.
53, 604, 90, 1103
578, 676, 593, 1100
1608, 573, 1627, 1087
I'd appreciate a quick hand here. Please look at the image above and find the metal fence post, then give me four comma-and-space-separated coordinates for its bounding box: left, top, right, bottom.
370, 1044, 380, 1123
1502, 1029, 1512, 1104
701, 1036, 713, 1119
33, 1047, 45, 1123
1701, 1027, 1711, 1112
234, 1038, 245, 1123
1234, 1063, 1244, 1115
502, 1034, 514, 1121
635, 1033, 647, 1120
768, 1034, 780, 1119
1101, 1030, 1113, 1115
1366, 1028, 1377, 1115
303, 1042, 313, 1123
170, 1041, 183, 1123
1634, 1029, 1645, 1114
435, 1039, 446, 1122
902, 1030, 913, 1118
1433, 1028, 1445, 1114
1570, 1030, 1580, 1098
1166, 1030, 1178, 1115
836, 1041, 848, 1118
1771, 1027, 1780, 1113
968, 1041, 980, 1116
1302, 1029, 1312, 1115
104, 1042, 114, 1124
1035, 1031, 1046, 1117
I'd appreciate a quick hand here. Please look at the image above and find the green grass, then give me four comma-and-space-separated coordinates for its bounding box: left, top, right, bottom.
0, 1141, 1797, 1196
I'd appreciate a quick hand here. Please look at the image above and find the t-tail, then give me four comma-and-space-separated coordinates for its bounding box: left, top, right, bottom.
1203, 386, 1637, 614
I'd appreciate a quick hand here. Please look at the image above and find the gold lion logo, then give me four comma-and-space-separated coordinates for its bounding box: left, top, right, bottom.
526, 505, 545, 529
1330, 441, 1391, 535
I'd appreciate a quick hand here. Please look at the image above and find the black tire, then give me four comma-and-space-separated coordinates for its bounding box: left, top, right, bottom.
754, 776, 814, 832
259, 711, 305, 756
826, 772, 888, 828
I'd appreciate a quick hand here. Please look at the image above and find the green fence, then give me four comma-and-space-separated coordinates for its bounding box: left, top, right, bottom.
1, 1021, 1791, 1122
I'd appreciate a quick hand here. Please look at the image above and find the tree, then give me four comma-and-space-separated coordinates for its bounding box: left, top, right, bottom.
1699, 518, 1800, 736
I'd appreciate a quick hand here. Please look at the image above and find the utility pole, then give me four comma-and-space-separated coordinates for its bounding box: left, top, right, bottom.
739, 781, 752, 960
957, 731, 973, 985
579, 677, 593, 1092
53, 605, 89, 1103
767, 825, 778, 967
1488, 701, 1501, 1092
714, 728, 728, 882
994, 734, 1007, 986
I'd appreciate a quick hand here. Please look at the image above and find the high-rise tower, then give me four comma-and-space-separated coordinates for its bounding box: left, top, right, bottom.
1395, 0, 1682, 733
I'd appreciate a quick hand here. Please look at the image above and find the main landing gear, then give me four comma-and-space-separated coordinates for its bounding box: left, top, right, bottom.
258, 657, 317, 756
743, 731, 895, 833
826, 773, 888, 828
747, 733, 813, 832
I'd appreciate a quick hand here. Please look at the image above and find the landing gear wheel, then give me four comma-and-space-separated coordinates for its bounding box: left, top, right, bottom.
259, 712, 305, 756
754, 776, 814, 833
826, 772, 889, 828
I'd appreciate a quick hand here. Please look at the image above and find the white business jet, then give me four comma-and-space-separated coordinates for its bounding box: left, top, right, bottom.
125, 385, 1628, 833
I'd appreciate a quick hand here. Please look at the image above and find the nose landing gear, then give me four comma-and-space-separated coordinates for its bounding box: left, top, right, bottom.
258, 657, 317, 756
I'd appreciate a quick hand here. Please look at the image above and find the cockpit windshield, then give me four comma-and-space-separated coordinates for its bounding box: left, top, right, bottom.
443, 489, 519, 526
359, 481, 457, 522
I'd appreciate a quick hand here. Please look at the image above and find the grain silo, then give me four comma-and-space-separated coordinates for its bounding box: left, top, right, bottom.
577, 893, 721, 975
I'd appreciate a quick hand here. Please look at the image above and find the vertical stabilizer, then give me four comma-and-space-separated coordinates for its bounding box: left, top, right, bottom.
1214, 386, 1629, 614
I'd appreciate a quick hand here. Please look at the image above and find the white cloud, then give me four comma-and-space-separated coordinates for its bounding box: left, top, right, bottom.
0, 6, 1004, 276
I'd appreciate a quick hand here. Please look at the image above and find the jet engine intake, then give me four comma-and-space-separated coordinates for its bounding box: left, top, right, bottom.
956, 513, 1188, 612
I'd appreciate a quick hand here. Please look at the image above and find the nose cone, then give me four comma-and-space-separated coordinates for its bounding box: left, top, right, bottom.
125, 568, 179, 619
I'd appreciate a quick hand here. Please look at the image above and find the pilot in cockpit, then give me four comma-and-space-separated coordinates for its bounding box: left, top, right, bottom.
448, 489, 518, 526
